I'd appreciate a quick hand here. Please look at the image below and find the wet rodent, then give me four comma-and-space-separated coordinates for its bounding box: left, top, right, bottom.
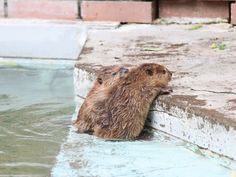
93, 63, 172, 140
74, 65, 129, 133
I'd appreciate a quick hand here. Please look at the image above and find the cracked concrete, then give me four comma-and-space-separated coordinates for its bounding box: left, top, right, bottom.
74, 23, 236, 159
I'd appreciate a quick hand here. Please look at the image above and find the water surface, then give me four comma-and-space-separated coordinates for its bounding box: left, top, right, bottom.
0, 67, 74, 176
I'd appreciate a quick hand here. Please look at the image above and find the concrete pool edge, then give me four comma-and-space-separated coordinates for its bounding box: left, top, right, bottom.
0, 20, 87, 60
73, 67, 236, 161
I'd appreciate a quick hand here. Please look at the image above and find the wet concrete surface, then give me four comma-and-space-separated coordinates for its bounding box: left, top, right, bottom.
74, 23, 236, 159
53, 119, 236, 177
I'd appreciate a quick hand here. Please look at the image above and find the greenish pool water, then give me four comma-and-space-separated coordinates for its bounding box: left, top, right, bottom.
0, 67, 75, 176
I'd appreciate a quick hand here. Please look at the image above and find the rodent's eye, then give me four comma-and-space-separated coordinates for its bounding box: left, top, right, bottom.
120, 67, 129, 74
145, 69, 153, 76
112, 72, 117, 76
162, 69, 166, 75
97, 78, 103, 84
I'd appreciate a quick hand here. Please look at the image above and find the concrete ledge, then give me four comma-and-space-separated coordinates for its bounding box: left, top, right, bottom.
8, 0, 78, 20
81, 1, 157, 23
0, 20, 87, 59
73, 24, 236, 160
159, 0, 229, 18
0, 0, 4, 18
232, 3, 236, 25
148, 97, 236, 160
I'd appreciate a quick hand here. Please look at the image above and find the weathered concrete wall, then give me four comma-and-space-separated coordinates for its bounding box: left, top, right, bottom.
148, 101, 236, 160
74, 68, 95, 103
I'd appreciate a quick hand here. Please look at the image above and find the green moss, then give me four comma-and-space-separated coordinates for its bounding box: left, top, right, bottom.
210, 43, 226, 50
189, 24, 203, 30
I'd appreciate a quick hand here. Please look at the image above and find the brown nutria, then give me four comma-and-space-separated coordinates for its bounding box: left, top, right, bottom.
74, 65, 129, 133
89, 65, 129, 97
93, 63, 172, 140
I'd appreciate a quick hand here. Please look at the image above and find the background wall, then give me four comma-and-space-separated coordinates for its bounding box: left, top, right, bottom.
0, 0, 235, 24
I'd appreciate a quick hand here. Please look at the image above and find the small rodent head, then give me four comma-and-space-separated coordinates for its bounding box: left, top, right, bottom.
96, 65, 129, 86
139, 63, 172, 88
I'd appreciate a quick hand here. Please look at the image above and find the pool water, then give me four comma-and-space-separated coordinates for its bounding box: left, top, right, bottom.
0, 67, 75, 176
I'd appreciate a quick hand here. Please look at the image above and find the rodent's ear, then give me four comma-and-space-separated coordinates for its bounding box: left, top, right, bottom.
97, 77, 103, 84
145, 68, 153, 76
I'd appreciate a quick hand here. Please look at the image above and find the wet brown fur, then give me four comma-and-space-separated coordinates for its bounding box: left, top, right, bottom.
93, 63, 172, 140
74, 65, 129, 133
